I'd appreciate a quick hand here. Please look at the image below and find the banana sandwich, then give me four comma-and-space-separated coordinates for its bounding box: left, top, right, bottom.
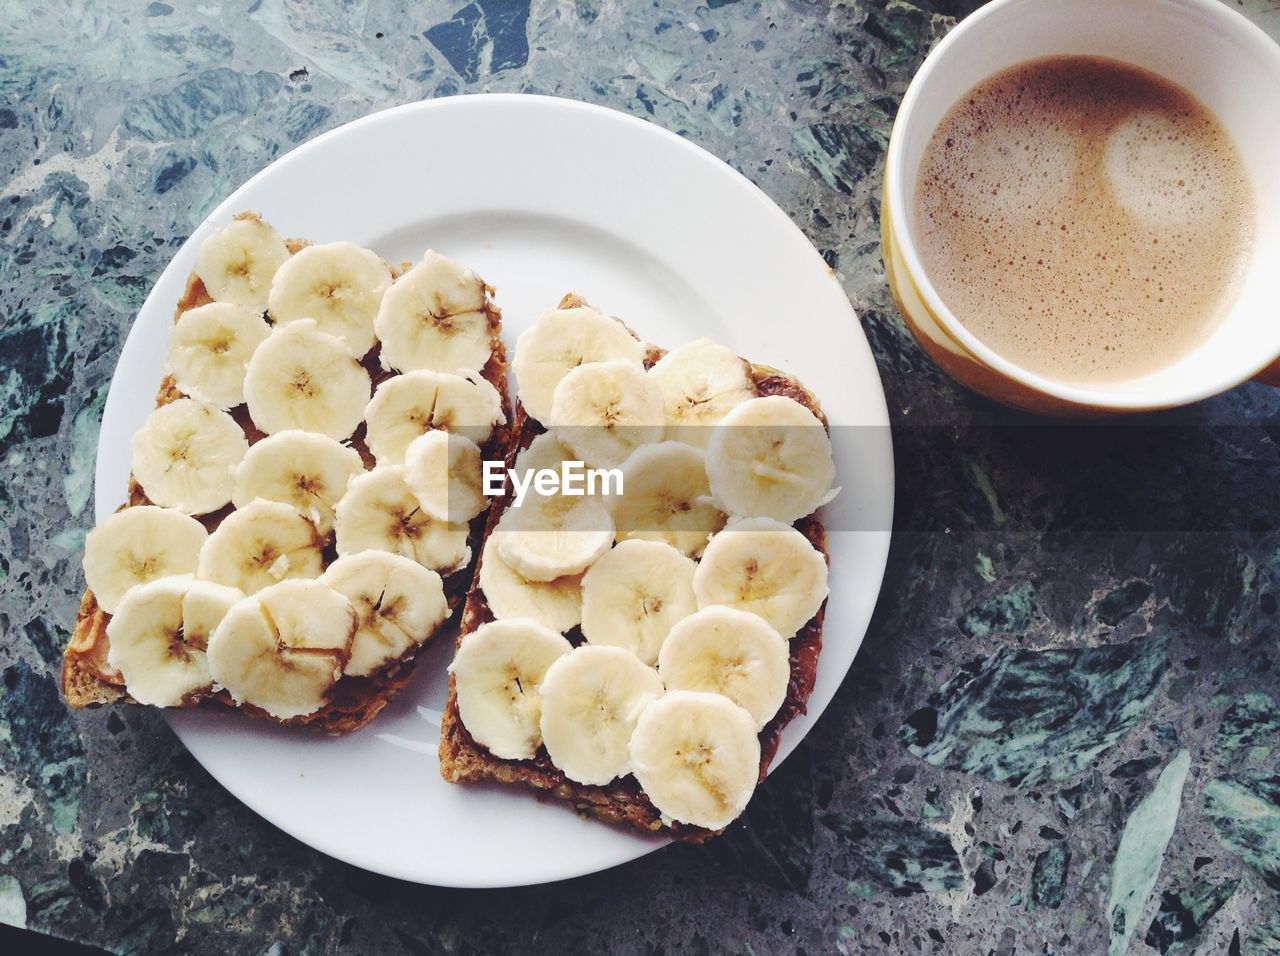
438, 295, 836, 840
63, 213, 511, 731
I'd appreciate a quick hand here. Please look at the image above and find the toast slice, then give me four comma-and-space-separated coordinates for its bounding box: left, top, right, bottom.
438, 295, 828, 841
62, 214, 512, 733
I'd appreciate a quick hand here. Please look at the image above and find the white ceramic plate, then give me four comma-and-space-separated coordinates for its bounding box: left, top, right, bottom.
95, 95, 894, 887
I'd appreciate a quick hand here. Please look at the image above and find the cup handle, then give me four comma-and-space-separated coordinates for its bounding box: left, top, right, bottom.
1255, 359, 1280, 387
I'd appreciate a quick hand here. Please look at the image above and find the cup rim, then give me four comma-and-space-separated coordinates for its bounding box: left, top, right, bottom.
885, 0, 1280, 411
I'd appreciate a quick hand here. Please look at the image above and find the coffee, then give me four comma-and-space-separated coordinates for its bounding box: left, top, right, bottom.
913, 55, 1254, 385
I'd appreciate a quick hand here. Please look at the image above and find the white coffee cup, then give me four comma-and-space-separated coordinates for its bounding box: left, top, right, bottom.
882, 0, 1280, 414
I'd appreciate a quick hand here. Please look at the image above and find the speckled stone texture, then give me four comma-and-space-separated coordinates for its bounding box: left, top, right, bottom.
2, 1, 1279, 953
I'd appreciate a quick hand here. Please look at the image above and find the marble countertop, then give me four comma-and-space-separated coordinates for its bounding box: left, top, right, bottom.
3, 0, 1279, 952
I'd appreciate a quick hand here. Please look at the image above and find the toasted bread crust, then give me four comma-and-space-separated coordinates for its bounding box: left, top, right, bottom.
62, 215, 511, 733
437, 294, 829, 842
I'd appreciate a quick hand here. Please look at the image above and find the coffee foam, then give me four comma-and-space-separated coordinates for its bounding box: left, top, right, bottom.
913, 56, 1253, 385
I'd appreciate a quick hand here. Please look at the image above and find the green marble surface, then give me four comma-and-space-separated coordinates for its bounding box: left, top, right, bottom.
2, 0, 1279, 952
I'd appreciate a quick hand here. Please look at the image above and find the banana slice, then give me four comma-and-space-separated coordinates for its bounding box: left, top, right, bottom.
549, 360, 664, 469
492, 431, 584, 504
580, 539, 697, 665
102, 574, 241, 703
105, 575, 211, 706
333, 466, 471, 572
83, 506, 208, 614
494, 491, 614, 583
180, 579, 245, 650
705, 395, 838, 523
539, 645, 664, 785
243, 318, 372, 440
193, 216, 291, 309
267, 241, 393, 357
649, 339, 755, 447
374, 251, 492, 373
363, 369, 503, 463
403, 430, 487, 523
483, 429, 596, 514
512, 307, 648, 424
166, 302, 271, 409
449, 618, 573, 760
232, 430, 364, 534
196, 499, 325, 594
478, 535, 583, 634
320, 551, 448, 677
610, 442, 726, 558
657, 606, 789, 730
512, 432, 577, 483
132, 398, 249, 515
629, 690, 761, 831
692, 517, 828, 639
206, 579, 356, 719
